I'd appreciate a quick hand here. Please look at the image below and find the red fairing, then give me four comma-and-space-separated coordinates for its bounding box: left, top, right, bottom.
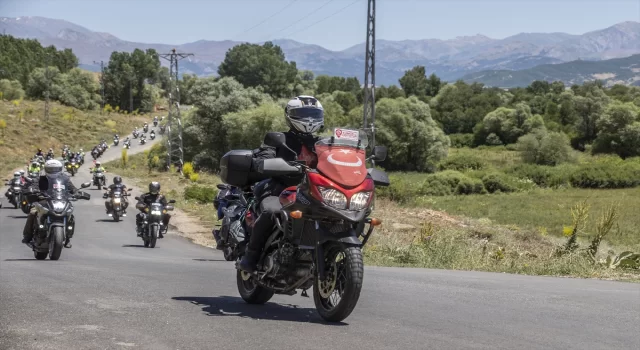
279, 186, 298, 207
315, 144, 367, 187
308, 172, 374, 201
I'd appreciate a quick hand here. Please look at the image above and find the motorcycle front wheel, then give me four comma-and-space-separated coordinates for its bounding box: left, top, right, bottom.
48, 226, 65, 260
313, 243, 364, 322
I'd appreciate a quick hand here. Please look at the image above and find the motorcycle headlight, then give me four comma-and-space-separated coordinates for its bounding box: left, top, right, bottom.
52, 201, 65, 212
151, 210, 162, 216
113, 198, 121, 203
317, 187, 347, 210
349, 192, 372, 211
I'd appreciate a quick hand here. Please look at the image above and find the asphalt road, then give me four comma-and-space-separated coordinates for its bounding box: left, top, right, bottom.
1, 130, 639, 350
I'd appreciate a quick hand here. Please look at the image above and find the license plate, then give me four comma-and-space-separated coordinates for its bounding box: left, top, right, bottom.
151, 210, 162, 215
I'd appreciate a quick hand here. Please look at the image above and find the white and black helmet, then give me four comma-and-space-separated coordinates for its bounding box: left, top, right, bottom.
44, 159, 63, 175
285, 95, 324, 134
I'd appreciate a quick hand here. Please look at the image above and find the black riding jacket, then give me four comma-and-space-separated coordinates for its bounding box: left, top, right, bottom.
135, 193, 168, 211
25, 174, 79, 195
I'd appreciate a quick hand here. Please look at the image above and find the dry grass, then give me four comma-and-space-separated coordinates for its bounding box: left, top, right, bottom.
0, 99, 152, 176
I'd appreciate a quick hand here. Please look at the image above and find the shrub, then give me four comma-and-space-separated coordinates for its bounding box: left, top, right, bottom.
184, 185, 216, 204
0, 119, 6, 138
569, 160, 640, 188
421, 170, 485, 196
448, 133, 474, 148
482, 173, 522, 193
120, 149, 128, 168
438, 152, 486, 171
0, 79, 25, 101
182, 162, 194, 179
189, 173, 199, 183
517, 130, 573, 165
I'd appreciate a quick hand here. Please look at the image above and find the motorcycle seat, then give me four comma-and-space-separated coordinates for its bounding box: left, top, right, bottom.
260, 196, 282, 214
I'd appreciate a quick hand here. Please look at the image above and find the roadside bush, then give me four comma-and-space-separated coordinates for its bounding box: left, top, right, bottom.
569, 158, 640, 188
182, 162, 194, 179
481, 172, 529, 193
438, 152, 486, 171
448, 133, 474, 148
184, 185, 216, 204
189, 173, 199, 183
146, 143, 167, 171
420, 170, 485, 196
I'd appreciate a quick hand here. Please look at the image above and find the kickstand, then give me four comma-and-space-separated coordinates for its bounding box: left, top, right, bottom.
301, 289, 309, 298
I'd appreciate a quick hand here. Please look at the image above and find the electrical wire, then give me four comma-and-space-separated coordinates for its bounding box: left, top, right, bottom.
261, 0, 338, 41
232, 0, 299, 41
281, 0, 362, 38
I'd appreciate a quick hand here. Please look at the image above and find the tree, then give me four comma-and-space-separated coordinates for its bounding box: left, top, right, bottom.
517, 130, 573, 165
223, 102, 288, 151
399, 66, 428, 97
593, 101, 640, 158
475, 103, 545, 145
573, 88, 609, 147
26, 66, 61, 100
103, 49, 161, 112
316, 75, 360, 95
51, 68, 100, 110
0, 79, 25, 100
183, 77, 271, 170
370, 96, 450, 172
218, 42, 297, 98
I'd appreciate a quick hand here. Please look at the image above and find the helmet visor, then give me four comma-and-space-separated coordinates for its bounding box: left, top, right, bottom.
288, 107, 324, 121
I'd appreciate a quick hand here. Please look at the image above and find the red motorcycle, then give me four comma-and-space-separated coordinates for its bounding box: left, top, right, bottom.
219, 128, 389, 322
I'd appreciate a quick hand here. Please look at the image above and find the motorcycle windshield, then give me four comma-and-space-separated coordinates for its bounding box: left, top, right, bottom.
314, 128, 369, 187
46, 176, 69, 201
113, 191, 122, 197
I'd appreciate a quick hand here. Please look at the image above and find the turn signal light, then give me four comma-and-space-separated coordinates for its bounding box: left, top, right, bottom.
145, 208, 149, 213
370, 218, 382, 226
290, 210, 303, 219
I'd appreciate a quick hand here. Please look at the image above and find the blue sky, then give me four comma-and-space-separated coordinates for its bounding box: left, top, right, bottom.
1, 0, 639, 50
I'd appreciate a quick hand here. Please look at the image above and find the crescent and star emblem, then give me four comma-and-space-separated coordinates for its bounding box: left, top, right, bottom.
327, 154, 362, 167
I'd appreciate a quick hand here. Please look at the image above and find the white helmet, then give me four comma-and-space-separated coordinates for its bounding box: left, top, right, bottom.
44, 159, 63, 175
13, 171, 20, 178
19, 169, 25, 176
285, 95, 324, 134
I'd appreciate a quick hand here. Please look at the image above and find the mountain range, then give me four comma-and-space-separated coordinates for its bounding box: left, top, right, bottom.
1, 16, 639, 86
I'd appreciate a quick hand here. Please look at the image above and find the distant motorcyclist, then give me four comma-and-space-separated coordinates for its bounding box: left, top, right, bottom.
239, 95, 323, 273
35, 148, 44, 157
104, 176, 129, 214
22, 160, 79, 247
46, 148, 54, 160
28, 161, 41, 175
135, 182, 171, 238
18, 170, 27, 185
4, 172, 22, 198
92, 161, 106, 173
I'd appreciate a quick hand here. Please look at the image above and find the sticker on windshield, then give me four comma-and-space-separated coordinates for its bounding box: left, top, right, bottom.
334, 128, 359, 142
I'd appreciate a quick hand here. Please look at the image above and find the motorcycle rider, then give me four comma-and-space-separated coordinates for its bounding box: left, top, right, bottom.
92, 161, 106, 173
135, 182, 171, 238
18, 170, 27, 185
5, 172, 22, 198
28, 161, 41, 175
46, 148, 54, 160
22, 159, 79, 247
104, 176, 129, 214
35, 148, 44, 157
238, 95, 323, 273
150, 130, 155, 138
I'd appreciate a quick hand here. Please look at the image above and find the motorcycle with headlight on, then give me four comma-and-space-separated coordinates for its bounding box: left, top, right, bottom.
104, 187, 132, 222
218, 127, 390, 323
4, 177, 23, 209
135, 196, 176, 248
28, 179, 91, 260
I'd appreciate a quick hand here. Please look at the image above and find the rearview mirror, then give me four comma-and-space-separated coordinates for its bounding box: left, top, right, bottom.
263, 132, 286, 148
368, 168, 390, 187
127, 188, 133, 191
216, 184, 228, 190
80, 182, 91, 188
373, 146, 387, 162
169, 199, 176, 204
134, 196, 140, 200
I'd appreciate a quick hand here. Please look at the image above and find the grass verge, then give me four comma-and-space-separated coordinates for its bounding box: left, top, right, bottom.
106, 148, 640, 281
0, 99, 160, 176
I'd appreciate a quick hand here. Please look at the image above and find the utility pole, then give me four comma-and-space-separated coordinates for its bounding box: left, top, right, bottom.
129, 78, 133, 113
159, 49, 194, 173
362, 0, 376, 165
93, 60, 105, 112
44, 54, 50, 121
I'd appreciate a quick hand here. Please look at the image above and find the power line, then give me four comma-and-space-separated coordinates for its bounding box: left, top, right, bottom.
261, 0, 337, 41
233, 0, 298, 41
281, 0, 362, 38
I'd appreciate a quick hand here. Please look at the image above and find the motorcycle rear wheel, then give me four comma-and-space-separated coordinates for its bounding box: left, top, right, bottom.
237, 270, 274, 304
313, 243, 363, 322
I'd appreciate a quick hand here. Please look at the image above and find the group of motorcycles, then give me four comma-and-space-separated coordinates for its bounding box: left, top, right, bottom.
212, 127, 390, 322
